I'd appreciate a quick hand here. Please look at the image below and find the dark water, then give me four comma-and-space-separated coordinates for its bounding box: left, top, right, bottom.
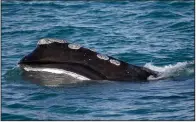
2, 0, 195, 120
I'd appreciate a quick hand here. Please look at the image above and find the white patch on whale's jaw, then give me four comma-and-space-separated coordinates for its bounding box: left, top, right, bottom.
22, 66, 90, 81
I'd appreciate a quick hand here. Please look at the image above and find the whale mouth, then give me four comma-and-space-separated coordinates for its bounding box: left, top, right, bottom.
17, 65, 90, 87
21, 65, 90, 80
18, 62, 107, 81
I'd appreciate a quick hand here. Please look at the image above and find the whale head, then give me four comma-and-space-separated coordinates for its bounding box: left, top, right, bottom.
19, 38, 158, 82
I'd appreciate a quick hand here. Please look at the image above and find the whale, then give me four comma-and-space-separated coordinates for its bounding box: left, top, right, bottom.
18, 38, 159, 82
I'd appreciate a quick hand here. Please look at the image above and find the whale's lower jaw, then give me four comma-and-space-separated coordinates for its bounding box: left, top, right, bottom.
21, 66, 90, 81
19, 63, 155, 82
19, 65, 94, 86
19, 63, 105, 81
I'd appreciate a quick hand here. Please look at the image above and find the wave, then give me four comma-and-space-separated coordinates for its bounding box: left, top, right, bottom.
144, 61, 194, 80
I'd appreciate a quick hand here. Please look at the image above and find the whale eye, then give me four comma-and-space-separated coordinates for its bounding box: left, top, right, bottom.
110, 59, 121, 66
68, 44, 81, 50
97, 54, 109, 60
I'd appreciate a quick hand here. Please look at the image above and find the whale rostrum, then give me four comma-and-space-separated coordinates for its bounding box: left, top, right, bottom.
18, 38, 158, 81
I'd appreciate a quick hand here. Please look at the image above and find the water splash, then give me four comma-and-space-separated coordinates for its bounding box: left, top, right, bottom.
144, 61, 194, 80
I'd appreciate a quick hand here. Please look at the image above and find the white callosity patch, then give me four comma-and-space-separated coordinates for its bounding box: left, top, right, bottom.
37, 38, 66, 45
23, 66, 90, 80
97, 54, 109, 60
110, 59, 121, 66
68, 43, 81, 50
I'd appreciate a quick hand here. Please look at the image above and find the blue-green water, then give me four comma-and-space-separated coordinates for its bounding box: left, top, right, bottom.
2, 0, 195, 120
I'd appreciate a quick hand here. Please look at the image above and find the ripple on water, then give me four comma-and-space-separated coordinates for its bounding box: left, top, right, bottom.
2, 113, 35, 121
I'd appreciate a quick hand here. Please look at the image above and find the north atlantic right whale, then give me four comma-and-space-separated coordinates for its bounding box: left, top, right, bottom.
18, 38, 159, 82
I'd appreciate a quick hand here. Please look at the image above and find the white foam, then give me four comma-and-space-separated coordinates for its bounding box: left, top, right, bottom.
23, 66, 90, 81
144, 61, 194, 80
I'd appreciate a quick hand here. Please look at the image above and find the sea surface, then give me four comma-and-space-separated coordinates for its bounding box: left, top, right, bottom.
2, 0, 195, 120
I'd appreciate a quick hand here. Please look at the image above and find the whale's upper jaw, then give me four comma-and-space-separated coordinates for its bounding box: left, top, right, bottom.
19, 38, 69, 64
18, 38, 117, 66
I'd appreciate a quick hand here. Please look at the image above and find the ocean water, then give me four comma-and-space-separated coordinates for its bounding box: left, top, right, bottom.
2, 0, 195, 120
